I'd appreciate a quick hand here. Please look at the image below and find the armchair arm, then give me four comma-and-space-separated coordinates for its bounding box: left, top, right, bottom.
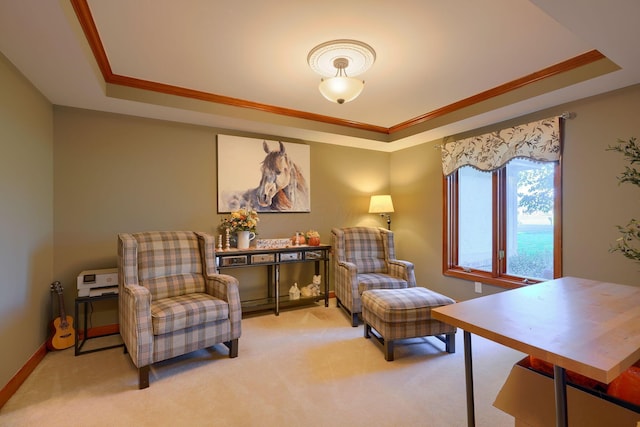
337, 260, 357, 271
336, 261, 358, 286
119, 283, 153, 368
205, 274, 242, 340
334, 260, 359, 307
388, 259, 417, 287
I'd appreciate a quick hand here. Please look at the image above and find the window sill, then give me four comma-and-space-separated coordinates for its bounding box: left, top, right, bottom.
443, 268, 541, 290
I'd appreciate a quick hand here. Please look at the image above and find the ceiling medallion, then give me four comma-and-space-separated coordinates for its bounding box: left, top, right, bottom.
307, 39, 376, 104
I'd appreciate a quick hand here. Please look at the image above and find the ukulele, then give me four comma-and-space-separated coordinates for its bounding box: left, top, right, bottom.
47, 281, 75, 350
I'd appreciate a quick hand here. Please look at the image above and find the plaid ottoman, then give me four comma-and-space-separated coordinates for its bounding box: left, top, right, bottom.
362, 287, 457, 361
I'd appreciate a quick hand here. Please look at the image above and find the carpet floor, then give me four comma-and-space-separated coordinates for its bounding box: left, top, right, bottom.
0, 299, 524, 426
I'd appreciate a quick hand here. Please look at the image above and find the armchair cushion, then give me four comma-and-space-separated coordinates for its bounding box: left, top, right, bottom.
358, 273, 408, 294
151, 293, 230, 335
343, 227, 388, 274
136, 231, 205, 299
142, 273, 205, 301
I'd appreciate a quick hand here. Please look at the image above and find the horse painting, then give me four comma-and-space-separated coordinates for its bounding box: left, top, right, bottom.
252, 141, 309, 211
219, 137, 310, 212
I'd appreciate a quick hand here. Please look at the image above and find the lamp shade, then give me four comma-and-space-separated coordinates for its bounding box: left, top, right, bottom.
319, 77, 364, 104
369, 195, 394, 214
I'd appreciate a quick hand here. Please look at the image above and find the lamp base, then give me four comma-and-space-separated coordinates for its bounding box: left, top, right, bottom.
380, 213, 391, 230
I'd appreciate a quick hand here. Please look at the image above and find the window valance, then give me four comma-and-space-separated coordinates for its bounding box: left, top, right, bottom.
441, 117, 561, 176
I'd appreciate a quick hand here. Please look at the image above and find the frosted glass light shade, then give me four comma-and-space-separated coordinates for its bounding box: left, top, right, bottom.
369, 195, 394, 213
318, 77, 364, 104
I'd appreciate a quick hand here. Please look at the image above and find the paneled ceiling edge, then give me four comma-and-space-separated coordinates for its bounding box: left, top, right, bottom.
70, 0, 615, 143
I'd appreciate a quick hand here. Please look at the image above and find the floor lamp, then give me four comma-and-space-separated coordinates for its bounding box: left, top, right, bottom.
369, 195, 394, 230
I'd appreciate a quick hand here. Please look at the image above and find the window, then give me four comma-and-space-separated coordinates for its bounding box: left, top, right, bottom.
441, 117, 562, 288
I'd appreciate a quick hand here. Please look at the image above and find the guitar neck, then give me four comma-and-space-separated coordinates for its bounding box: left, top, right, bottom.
57, 291, 67, 321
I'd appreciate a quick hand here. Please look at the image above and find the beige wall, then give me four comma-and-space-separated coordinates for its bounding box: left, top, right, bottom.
53, 84, 640, 311
391, 85, 640, 301
53, 107, 391, 315
0, 52, 54, 388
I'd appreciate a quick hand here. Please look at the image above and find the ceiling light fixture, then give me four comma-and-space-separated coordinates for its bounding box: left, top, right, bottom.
307, 39, 376, 104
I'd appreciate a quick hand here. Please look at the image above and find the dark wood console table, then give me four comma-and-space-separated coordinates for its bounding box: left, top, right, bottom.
215, 244, 331, 315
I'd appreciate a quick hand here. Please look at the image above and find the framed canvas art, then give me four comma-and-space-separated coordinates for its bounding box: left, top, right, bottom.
217, 135, 311, 213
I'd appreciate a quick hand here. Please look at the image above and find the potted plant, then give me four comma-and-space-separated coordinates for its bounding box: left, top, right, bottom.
607, 137, 640, 263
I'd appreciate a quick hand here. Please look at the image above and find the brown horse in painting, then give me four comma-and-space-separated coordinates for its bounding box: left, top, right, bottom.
254, 141, 309, 211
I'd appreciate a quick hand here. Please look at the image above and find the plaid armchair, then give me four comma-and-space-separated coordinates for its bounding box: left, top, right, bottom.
118, 231, 241, 389
331, 227, 416, 326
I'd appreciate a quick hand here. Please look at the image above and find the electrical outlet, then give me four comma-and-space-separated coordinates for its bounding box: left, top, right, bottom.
474, 282, 482, 293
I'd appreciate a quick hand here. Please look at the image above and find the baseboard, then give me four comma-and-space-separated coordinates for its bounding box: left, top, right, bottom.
0, 342, 47, 409
77, 323, 119, 340
0, 323, 120, 409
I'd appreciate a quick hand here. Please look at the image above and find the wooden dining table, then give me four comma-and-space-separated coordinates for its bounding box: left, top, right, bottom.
431, 276, 640, 427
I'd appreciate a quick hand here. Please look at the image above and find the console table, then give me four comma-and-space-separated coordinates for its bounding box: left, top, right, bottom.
215, 244, 331, 315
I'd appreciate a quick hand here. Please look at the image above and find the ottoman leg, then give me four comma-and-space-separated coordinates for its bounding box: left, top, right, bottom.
445, 333, 456, 353
384, 339, 394, 362
364, 322, 371, 338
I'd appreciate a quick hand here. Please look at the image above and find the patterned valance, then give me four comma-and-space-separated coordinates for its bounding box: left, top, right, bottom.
441, 117, 561, 176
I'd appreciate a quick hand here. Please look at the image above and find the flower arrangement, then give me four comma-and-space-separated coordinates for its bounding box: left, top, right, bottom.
221, 207, 259, 233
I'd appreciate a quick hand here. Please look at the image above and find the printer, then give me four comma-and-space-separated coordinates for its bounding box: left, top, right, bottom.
77, 268, 118, 297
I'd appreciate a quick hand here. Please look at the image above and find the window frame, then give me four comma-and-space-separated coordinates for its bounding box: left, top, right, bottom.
442, 159, 563, 289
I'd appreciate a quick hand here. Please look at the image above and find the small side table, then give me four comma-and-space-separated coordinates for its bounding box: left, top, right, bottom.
74, 293, 123, 356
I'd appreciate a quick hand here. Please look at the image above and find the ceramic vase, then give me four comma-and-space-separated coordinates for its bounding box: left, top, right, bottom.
236, 230, 256, 249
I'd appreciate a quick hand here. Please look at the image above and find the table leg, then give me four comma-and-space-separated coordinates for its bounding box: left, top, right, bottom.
553, 365, 568, 427
324, 258, 329, 307
464, 331, 475, 427
74, 299, 80, 356
274, 264, 280, 316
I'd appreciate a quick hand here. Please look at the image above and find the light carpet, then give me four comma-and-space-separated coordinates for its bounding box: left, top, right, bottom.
0, 299, 524, 426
